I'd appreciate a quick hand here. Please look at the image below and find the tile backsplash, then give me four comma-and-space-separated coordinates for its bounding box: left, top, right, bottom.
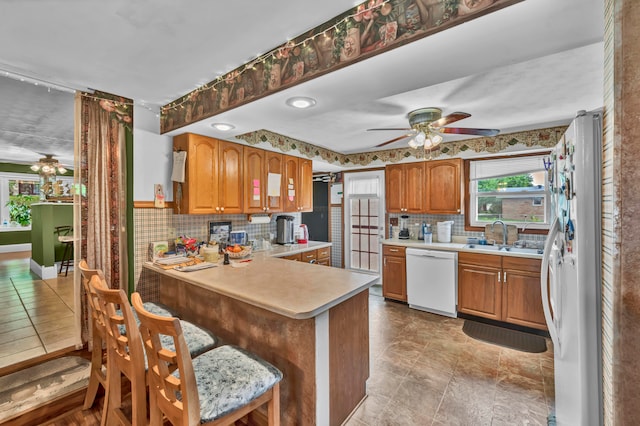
387, 213, 546, 243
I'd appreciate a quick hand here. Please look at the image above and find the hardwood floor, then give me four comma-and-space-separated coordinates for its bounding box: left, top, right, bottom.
7, 281, 554, 425
0, 251, 76, 371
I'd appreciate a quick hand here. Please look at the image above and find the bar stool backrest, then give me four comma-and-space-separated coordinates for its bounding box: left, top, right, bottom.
131, 292, 201, 426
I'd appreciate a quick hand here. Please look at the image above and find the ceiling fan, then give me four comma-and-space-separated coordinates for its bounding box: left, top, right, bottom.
368, 107, 500, 149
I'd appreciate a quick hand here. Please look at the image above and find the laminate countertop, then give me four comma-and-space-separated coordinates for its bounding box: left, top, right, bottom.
144, 241, 377, 320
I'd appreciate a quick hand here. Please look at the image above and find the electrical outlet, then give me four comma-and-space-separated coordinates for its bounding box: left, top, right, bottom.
168, 228, 176, 238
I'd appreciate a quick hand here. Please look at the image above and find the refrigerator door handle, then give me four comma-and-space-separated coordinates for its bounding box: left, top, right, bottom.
541, 217, 560, 350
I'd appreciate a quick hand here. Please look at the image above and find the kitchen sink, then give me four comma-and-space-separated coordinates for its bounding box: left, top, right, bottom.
464, 244, 543, 255
464, 244, 502, 251
500, 246, 544, 255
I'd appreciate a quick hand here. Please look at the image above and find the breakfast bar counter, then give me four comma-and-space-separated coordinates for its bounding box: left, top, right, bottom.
143, 253, 377, 426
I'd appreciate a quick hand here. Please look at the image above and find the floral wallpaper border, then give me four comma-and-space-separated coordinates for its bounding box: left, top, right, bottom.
160, 0, 522, 133
235, 125, 567, 167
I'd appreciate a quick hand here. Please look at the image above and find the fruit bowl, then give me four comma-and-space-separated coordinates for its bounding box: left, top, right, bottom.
226, 245, 252, 259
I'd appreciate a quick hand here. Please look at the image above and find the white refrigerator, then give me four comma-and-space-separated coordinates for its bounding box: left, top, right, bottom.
540, 110, 603, 425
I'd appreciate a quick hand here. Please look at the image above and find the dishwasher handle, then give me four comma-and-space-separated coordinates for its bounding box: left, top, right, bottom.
406, 249, 457, 260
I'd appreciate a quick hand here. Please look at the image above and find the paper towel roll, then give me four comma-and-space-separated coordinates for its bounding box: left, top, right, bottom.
248, 215, 271, 224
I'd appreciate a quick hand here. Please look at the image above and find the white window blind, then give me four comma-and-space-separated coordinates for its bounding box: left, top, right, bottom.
470, 156, 546, 180
348, 176, 380, 196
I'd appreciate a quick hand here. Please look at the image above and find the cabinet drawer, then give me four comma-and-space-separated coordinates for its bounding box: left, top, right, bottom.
383, 245, 406, 257
502, 256, 541, 273
458, 251, 502, 268
301, 250, 318, 263
317, 258, 331, 266
317, 246, 331, 259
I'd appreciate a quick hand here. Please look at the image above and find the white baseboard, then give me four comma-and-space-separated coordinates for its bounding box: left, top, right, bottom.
30, 258, 58, 280
0, 243, 31, 253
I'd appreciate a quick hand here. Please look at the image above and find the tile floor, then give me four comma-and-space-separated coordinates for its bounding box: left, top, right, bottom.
0, 251, 76, 370
346, 286, 555, 426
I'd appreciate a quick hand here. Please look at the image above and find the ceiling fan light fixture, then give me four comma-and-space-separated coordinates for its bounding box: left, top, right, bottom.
30, 164, 40, 172
431, 133, 443, 145
414, 131, 426, 146
408, 139, 419, 149
286, 96, 316, 109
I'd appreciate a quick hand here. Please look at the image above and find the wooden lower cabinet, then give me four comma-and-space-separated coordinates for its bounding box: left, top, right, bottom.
281, 247, 332, 266
382, 245, 406, 302
458, 252, 546, 330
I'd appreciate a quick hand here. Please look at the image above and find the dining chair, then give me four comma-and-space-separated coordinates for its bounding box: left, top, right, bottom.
132, 292, 283, 426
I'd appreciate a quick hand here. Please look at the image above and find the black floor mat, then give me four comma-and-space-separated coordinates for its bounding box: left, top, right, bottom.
462, 320, 547, 353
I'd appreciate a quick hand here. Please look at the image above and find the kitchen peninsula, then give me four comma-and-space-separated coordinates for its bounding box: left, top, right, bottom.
144, 243, 376, 426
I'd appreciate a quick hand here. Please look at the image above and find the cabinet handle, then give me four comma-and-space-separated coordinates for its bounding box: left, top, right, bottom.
384, 258, 387, 266
504, 272, 507, 283
220, 207, 224, 212
309, 259, 317, 264
498, 272, 501, 282
215, 207, 220, 212
389, 249, 399, 252
263, 207, 267, 211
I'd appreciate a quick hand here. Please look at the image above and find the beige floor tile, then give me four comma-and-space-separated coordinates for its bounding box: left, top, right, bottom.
0, 317, 33, 332
0, 335, 42, 358
34, 316, 76, 334
0, 324, 37, 346
29, 310, 74, 325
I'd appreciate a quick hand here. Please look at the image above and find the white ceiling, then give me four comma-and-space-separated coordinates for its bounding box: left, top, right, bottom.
0, 0, 604, 172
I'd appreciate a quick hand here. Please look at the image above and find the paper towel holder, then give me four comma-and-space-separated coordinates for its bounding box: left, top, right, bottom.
248, 214, 272, 224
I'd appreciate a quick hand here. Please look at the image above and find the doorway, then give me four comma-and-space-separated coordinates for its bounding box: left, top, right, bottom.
343, 170, 385, 275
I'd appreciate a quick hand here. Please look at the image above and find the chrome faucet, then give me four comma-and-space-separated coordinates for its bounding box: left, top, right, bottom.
492, 220, 508, 246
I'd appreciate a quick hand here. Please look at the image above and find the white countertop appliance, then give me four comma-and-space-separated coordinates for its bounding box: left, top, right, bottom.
541, 110, 603, 425
406, 248, 457, 317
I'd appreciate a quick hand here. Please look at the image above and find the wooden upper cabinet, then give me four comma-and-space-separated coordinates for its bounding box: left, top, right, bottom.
404, 162, 426, 213
265, 151, 284, 212
172, 133, 219, 214
425, 158, 462, 214
244, 148, 284, 213
172, 134, 243, 214
385, 162, 426, 213
298, 158, 313, 212
283, 155, 298, 213
218, 141, 243, 214
282, 155, 313, 212
385, 164, 404, 213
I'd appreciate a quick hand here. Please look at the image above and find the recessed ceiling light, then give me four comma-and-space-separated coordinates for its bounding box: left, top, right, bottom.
286, 97, 317, 109
211, 122, 235, 131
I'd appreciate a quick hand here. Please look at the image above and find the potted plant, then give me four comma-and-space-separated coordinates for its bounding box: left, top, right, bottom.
5, 194, 33, 226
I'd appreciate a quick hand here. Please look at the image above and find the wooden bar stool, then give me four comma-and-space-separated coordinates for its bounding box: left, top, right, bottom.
132, 292, 283, 426
78, 260, 179, 411
87, 275, 219, 426
55, 225, 74, 276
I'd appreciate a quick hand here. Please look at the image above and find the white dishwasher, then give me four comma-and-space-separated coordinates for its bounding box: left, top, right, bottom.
406, 248, 458, 318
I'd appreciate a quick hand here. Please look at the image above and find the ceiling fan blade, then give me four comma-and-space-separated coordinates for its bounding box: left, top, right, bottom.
375, 133, 414, 147
367, 128, 413, 131
429, 112, 471, 128
438, 127, 500, 136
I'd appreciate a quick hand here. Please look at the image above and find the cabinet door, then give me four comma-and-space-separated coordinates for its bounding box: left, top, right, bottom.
283, 155, 298, 212
218, 141, 243, 214
243, 147, 266, 213
404, 162, 426, 213
382, 255, 406, 301
265, 151, 284, 212
282, 253, 301, 261
385, 164, 404, 213
426, 158, 462, 214
458, 262, 502, 320
173, 133, 218, 214
502, 267, 547, 330
298, 158, 313, 212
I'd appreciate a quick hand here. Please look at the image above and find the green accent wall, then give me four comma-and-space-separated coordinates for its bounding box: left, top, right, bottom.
126, 128, 134, 296
0, 229, 31, 245
30, 203, 73, 267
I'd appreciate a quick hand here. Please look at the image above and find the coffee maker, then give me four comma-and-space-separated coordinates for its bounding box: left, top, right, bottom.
399, 215, 410, 239
276, 215, 295, 244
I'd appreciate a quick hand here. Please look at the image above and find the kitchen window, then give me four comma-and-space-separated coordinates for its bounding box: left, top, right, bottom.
469, 155, 549, 229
